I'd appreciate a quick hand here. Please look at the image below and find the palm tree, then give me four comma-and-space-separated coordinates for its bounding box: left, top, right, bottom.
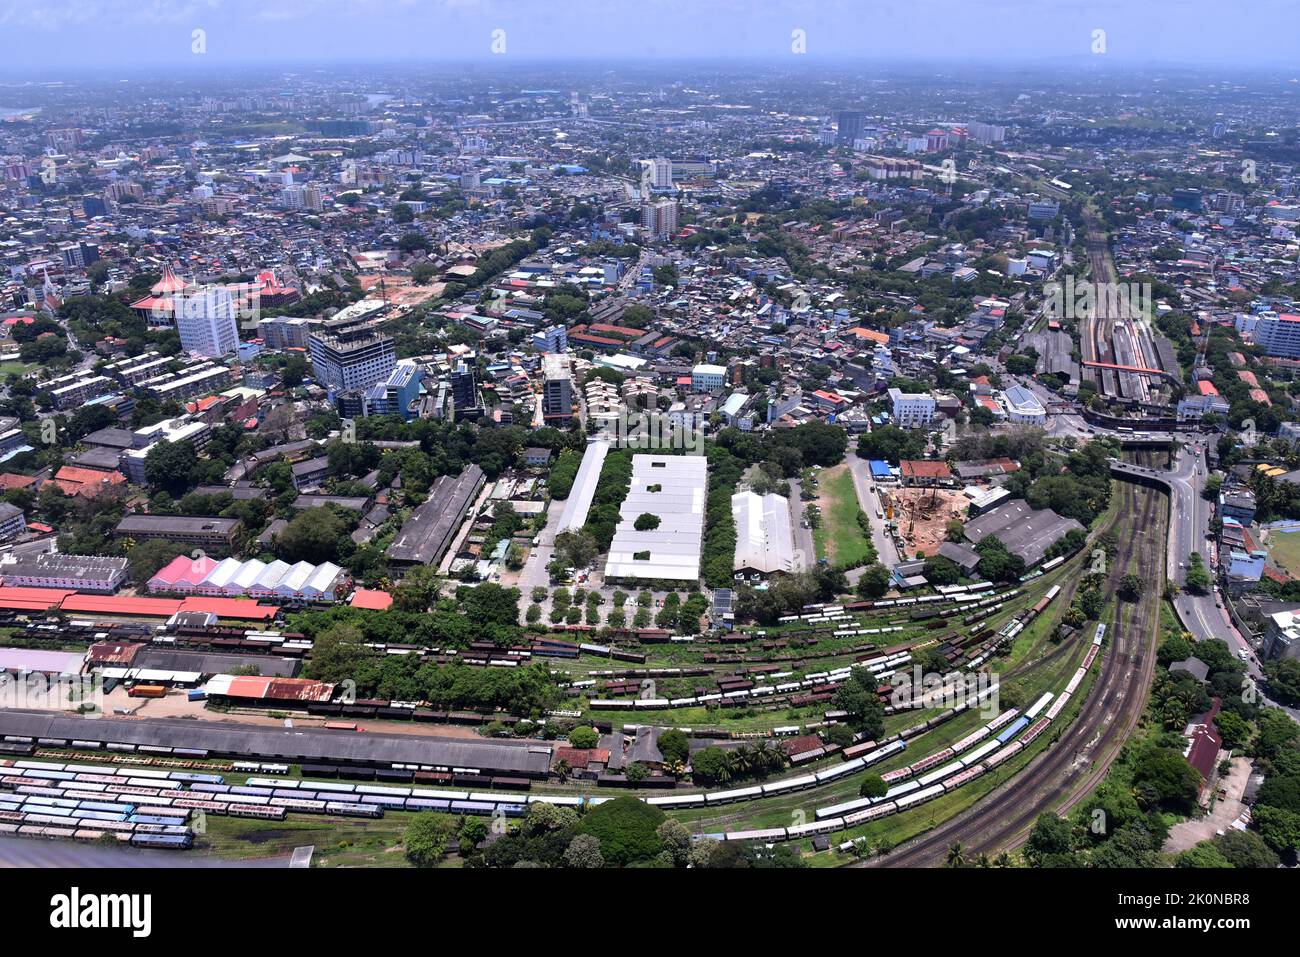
975, 853, 991, 868
993, 852, 1013, 868
945, 842, 967, 868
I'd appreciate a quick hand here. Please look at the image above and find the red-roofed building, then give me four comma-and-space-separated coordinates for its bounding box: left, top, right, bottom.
349, 588, 392, 611
900, 460, 953, 486
51, 465, 126, 498
1184, 698, 1223, 800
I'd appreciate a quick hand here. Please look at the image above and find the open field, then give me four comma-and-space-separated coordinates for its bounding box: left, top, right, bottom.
1265, 529, 1300, 577
812, 464, 875, 567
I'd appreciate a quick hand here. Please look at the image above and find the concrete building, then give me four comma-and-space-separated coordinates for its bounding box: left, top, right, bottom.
1264, 608, 1300, 661
174, 285, 241, 358
542, 353, 574, 423
1253, 313, 1300, 359
691, 363, 727, 393
308, 313, 396, 393
888, 387, 936, 429
0, 553, 128, 592
0, 502, 26, 541
115, 515, 241, 550
530, 325, 568, 354
1000, 385, 1047, 425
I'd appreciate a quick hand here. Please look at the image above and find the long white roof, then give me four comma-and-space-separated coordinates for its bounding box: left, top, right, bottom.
603, 454, 708, 582
556, 440, 609, 534
732, 490, 796, 574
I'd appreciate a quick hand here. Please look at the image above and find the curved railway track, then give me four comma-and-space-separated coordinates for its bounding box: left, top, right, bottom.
860, 466, 1163, 867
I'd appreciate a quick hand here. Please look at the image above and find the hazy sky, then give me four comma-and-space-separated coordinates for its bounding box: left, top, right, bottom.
1, 0, 1298, 72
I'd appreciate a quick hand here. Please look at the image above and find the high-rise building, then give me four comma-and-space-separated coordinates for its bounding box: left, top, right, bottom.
308, 314, 396, 392
451, 360, 481, 418
645, 156, 673, 190
836, 111, 865, 147
968, 121, 1006, 146
542, 354, 573, 423
531, 325, 568, 353
1254, 314, 1300, 358
174, 285, 241, 359
641, 198, 678, 239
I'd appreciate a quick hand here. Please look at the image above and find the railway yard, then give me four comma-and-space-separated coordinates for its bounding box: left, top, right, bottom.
0, 455, 1169, 866
1077, 211, 1181, 408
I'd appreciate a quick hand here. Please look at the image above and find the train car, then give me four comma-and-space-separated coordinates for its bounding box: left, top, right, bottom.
838, 801, 897, 828
982, 741, 1023, 769
986, 709, 1020, 732
1024, 693, 1054, 720
959, 739, 1001, 768
1065, 667, 1087, 695
943, 764, 986, 790
995, 717, 1030, 745
1045, 692, 1072, 721
917, 761, 964, 788
704, 786, 764, 806
1018, 717, 1052, 746
1093, 623, 1106, 646
894, 783, 945, 811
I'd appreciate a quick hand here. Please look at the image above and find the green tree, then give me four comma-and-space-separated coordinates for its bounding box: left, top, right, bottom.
858, 774, 888, 799
404, 813, 455, 866
563, 833, 604, 868
575, 796, 666, 866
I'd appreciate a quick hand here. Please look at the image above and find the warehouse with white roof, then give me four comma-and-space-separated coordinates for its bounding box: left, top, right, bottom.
149, 554, 347, 602
603, 454, 708, 583
556, 439, 609, 534
731, 490, 796, 576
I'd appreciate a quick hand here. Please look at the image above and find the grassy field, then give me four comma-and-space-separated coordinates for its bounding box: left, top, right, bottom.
1266, 529, 1300, 577
195, 812, 462, 868
812, 465, 874, 567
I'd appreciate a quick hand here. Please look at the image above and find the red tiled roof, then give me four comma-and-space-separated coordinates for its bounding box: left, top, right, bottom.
900, 459, 953, 479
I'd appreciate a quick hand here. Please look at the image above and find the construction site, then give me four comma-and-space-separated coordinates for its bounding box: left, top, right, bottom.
879, 486, 971, 560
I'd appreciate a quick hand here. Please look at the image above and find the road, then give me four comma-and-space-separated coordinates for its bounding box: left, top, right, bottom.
846, 450, 901, 568
786, 477, 815, 571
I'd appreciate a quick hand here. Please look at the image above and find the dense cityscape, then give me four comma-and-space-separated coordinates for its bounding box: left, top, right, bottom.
0, 4, 1294, 918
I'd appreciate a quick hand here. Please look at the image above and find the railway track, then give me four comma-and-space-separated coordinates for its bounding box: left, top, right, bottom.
861, 467, 1163, 867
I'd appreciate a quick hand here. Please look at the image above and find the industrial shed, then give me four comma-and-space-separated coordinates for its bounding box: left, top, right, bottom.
386, 464, 486, 573
963, 499, 1083, 567
604, 454, 708, 583
732, 490, 796, 576
556, 440, 609, 534
0, 710, 555, 777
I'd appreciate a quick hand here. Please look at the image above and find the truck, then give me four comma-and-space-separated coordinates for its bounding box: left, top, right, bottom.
128, 684, 167, 699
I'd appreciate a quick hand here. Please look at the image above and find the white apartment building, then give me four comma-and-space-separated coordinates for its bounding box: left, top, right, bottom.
888, 387, 936, 429
1253, 313, 1300, 358
692, 363, 727, 393
174, 285, 241, 358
